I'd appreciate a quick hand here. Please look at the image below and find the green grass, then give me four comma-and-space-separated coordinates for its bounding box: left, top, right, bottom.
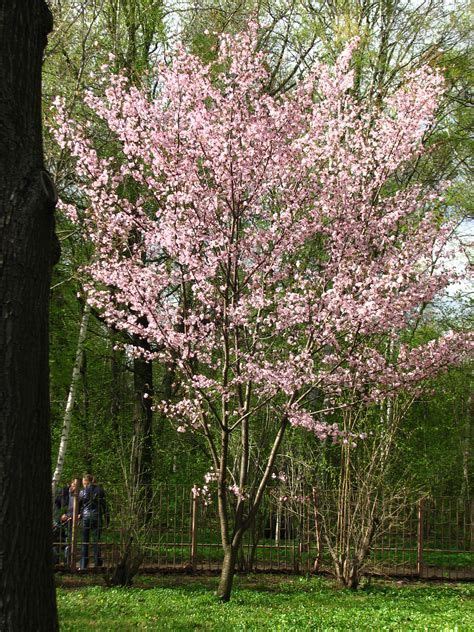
57, 574, 473, 631
371, 549, 473, 570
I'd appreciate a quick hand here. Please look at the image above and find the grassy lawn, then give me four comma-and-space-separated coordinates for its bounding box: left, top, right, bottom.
57, 574, 473, 631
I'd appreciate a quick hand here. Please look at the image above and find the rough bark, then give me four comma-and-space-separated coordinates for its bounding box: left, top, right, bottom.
0, 1, 59, 629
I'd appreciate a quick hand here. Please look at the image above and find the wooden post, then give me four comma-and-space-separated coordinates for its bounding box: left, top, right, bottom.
190, 488, 198, 569
70, 478, 80, 570
417, 498, 424, 577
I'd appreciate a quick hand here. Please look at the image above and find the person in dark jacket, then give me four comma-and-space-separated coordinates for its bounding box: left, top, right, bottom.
78, 474, 109, 570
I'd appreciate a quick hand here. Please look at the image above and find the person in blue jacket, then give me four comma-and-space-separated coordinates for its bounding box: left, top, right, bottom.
78, 474, 110, 570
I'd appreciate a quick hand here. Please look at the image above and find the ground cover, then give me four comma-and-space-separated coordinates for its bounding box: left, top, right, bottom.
57, 573, 473, 631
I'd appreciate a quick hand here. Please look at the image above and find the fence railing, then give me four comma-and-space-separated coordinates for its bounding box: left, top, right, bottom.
53, 486, 474, 580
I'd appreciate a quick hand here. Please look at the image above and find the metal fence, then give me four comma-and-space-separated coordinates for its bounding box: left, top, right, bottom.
53, 486, 473, 580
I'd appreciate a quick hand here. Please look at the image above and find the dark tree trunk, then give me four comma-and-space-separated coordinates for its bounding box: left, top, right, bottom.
80, 351, 94, 472
0, 1, 59, 630
132, 349, 153, 511
110, 341, 123, 437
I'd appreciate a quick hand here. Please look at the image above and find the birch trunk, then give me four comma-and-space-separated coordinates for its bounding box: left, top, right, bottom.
52, 301, 91, 499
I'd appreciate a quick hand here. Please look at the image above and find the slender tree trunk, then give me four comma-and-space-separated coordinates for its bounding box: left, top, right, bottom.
275, 504, 281, 544
110, 338, 124, 437
0, 1, 59, 629
461, 386, 472, 500
52, 302, 91, 499
132, 348, 153, 514
155, 361, 175, 436
80, 349, 94, 471
217, 543, 240, 602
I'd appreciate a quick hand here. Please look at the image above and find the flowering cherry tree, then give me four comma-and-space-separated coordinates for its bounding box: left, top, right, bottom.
53, 25, 472, 600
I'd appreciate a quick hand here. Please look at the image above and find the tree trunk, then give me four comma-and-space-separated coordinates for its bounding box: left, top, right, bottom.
215, 417, 289, 601
332, 518, 379, 589
461, 386, 472, 500
110, 338, 124, 437
132, 349, 153, 514
335, 561, 361, 589
80, 349, 94, 471
0, 1, 59, 629
217, 545, 239, 602
52, 302, 91, 500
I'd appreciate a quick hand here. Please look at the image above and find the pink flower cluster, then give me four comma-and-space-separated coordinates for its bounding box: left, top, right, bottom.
228, 485, 248, 502
287, 405, 341, 441
191, 484, 212, 505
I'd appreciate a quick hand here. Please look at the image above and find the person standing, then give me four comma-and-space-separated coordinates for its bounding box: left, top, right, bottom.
78, 474, 109, 570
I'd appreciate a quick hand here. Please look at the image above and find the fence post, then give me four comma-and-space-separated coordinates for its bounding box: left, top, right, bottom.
70, 477, 81, 570
190, 487, 198, 569
417, 498, 424, 577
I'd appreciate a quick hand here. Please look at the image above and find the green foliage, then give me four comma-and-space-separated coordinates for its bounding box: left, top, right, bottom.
400, 364, 472, 496
57, 575, 473, 630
